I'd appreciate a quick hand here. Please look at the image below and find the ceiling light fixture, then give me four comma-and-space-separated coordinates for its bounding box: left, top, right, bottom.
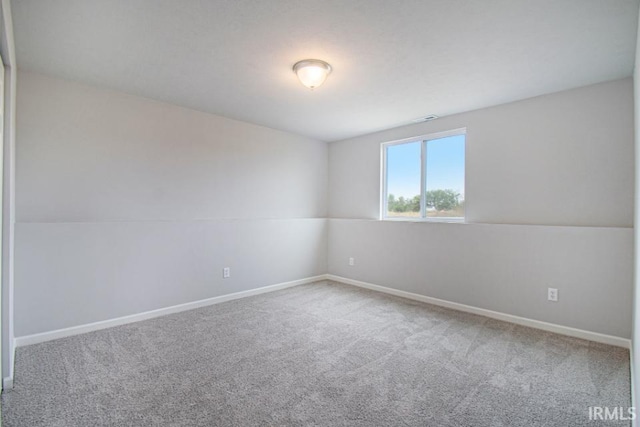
293, 59, 332, 90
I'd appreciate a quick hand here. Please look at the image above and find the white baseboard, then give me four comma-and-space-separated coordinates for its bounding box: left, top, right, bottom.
15, 275, 327, 348
327, 274, 631, 349
630, 343, 637, 427
13, 273, 632, 351
3, 375, 13, 390
3, 337, 16, 390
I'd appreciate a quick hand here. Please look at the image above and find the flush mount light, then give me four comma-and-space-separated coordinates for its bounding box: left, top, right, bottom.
293, 59, 332, 90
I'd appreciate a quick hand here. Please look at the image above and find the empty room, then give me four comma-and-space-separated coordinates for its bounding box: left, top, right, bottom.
0, 0, 639, 426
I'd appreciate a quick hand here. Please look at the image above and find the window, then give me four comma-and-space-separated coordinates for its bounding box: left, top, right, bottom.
382, 129, 465, 221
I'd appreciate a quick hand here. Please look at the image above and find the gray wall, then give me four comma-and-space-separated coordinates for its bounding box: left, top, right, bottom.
15, 71, 635, 342
18, 72, 327, 222
329, 220, 632, 338
330, 78, 634, 227
15, 71, 328, 336
328, 78, 634, 338
16, 219, 326, 336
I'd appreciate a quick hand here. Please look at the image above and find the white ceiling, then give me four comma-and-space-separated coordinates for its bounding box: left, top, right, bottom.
11, 0, 640, 142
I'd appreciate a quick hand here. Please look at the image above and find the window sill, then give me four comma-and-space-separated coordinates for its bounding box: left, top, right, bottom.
381, 217, 465, 224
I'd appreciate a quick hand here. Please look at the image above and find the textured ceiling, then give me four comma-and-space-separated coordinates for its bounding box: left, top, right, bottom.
11, 0, 640, 142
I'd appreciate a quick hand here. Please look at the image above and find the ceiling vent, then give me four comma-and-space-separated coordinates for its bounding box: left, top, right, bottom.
412, 114, 439, 123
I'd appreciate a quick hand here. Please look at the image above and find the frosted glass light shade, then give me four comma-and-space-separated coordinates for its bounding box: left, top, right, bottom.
293, 59, 332, 89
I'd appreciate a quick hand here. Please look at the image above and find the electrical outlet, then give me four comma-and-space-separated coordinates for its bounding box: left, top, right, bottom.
547, 287, 558, 302
223, 267, 230, 279
349, 257, 355, 266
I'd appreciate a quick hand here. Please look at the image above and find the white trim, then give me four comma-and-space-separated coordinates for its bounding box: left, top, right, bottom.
15, 275, 326, 347
3, 374, 11, 390
13, 273, 631, 351
327, 274, 631, 349
380, 142, 386, 220
381, 217, 464, 223
0, 0, 16, 395
380, 128, 466, 222
420, 140, 426, 218
3, 335, 14, 389
630, 342, 636, 427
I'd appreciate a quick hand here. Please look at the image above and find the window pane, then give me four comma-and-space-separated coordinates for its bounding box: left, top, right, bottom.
386, 141, 421, 218
425, 135, 465, 218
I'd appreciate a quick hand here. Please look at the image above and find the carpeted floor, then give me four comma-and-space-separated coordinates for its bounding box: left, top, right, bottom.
2, 281, 631, 426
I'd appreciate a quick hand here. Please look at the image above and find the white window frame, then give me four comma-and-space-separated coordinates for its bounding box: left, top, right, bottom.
380, 128, 466, 222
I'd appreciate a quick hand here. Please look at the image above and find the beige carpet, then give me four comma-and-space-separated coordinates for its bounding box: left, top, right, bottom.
2, 281, 631, 426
